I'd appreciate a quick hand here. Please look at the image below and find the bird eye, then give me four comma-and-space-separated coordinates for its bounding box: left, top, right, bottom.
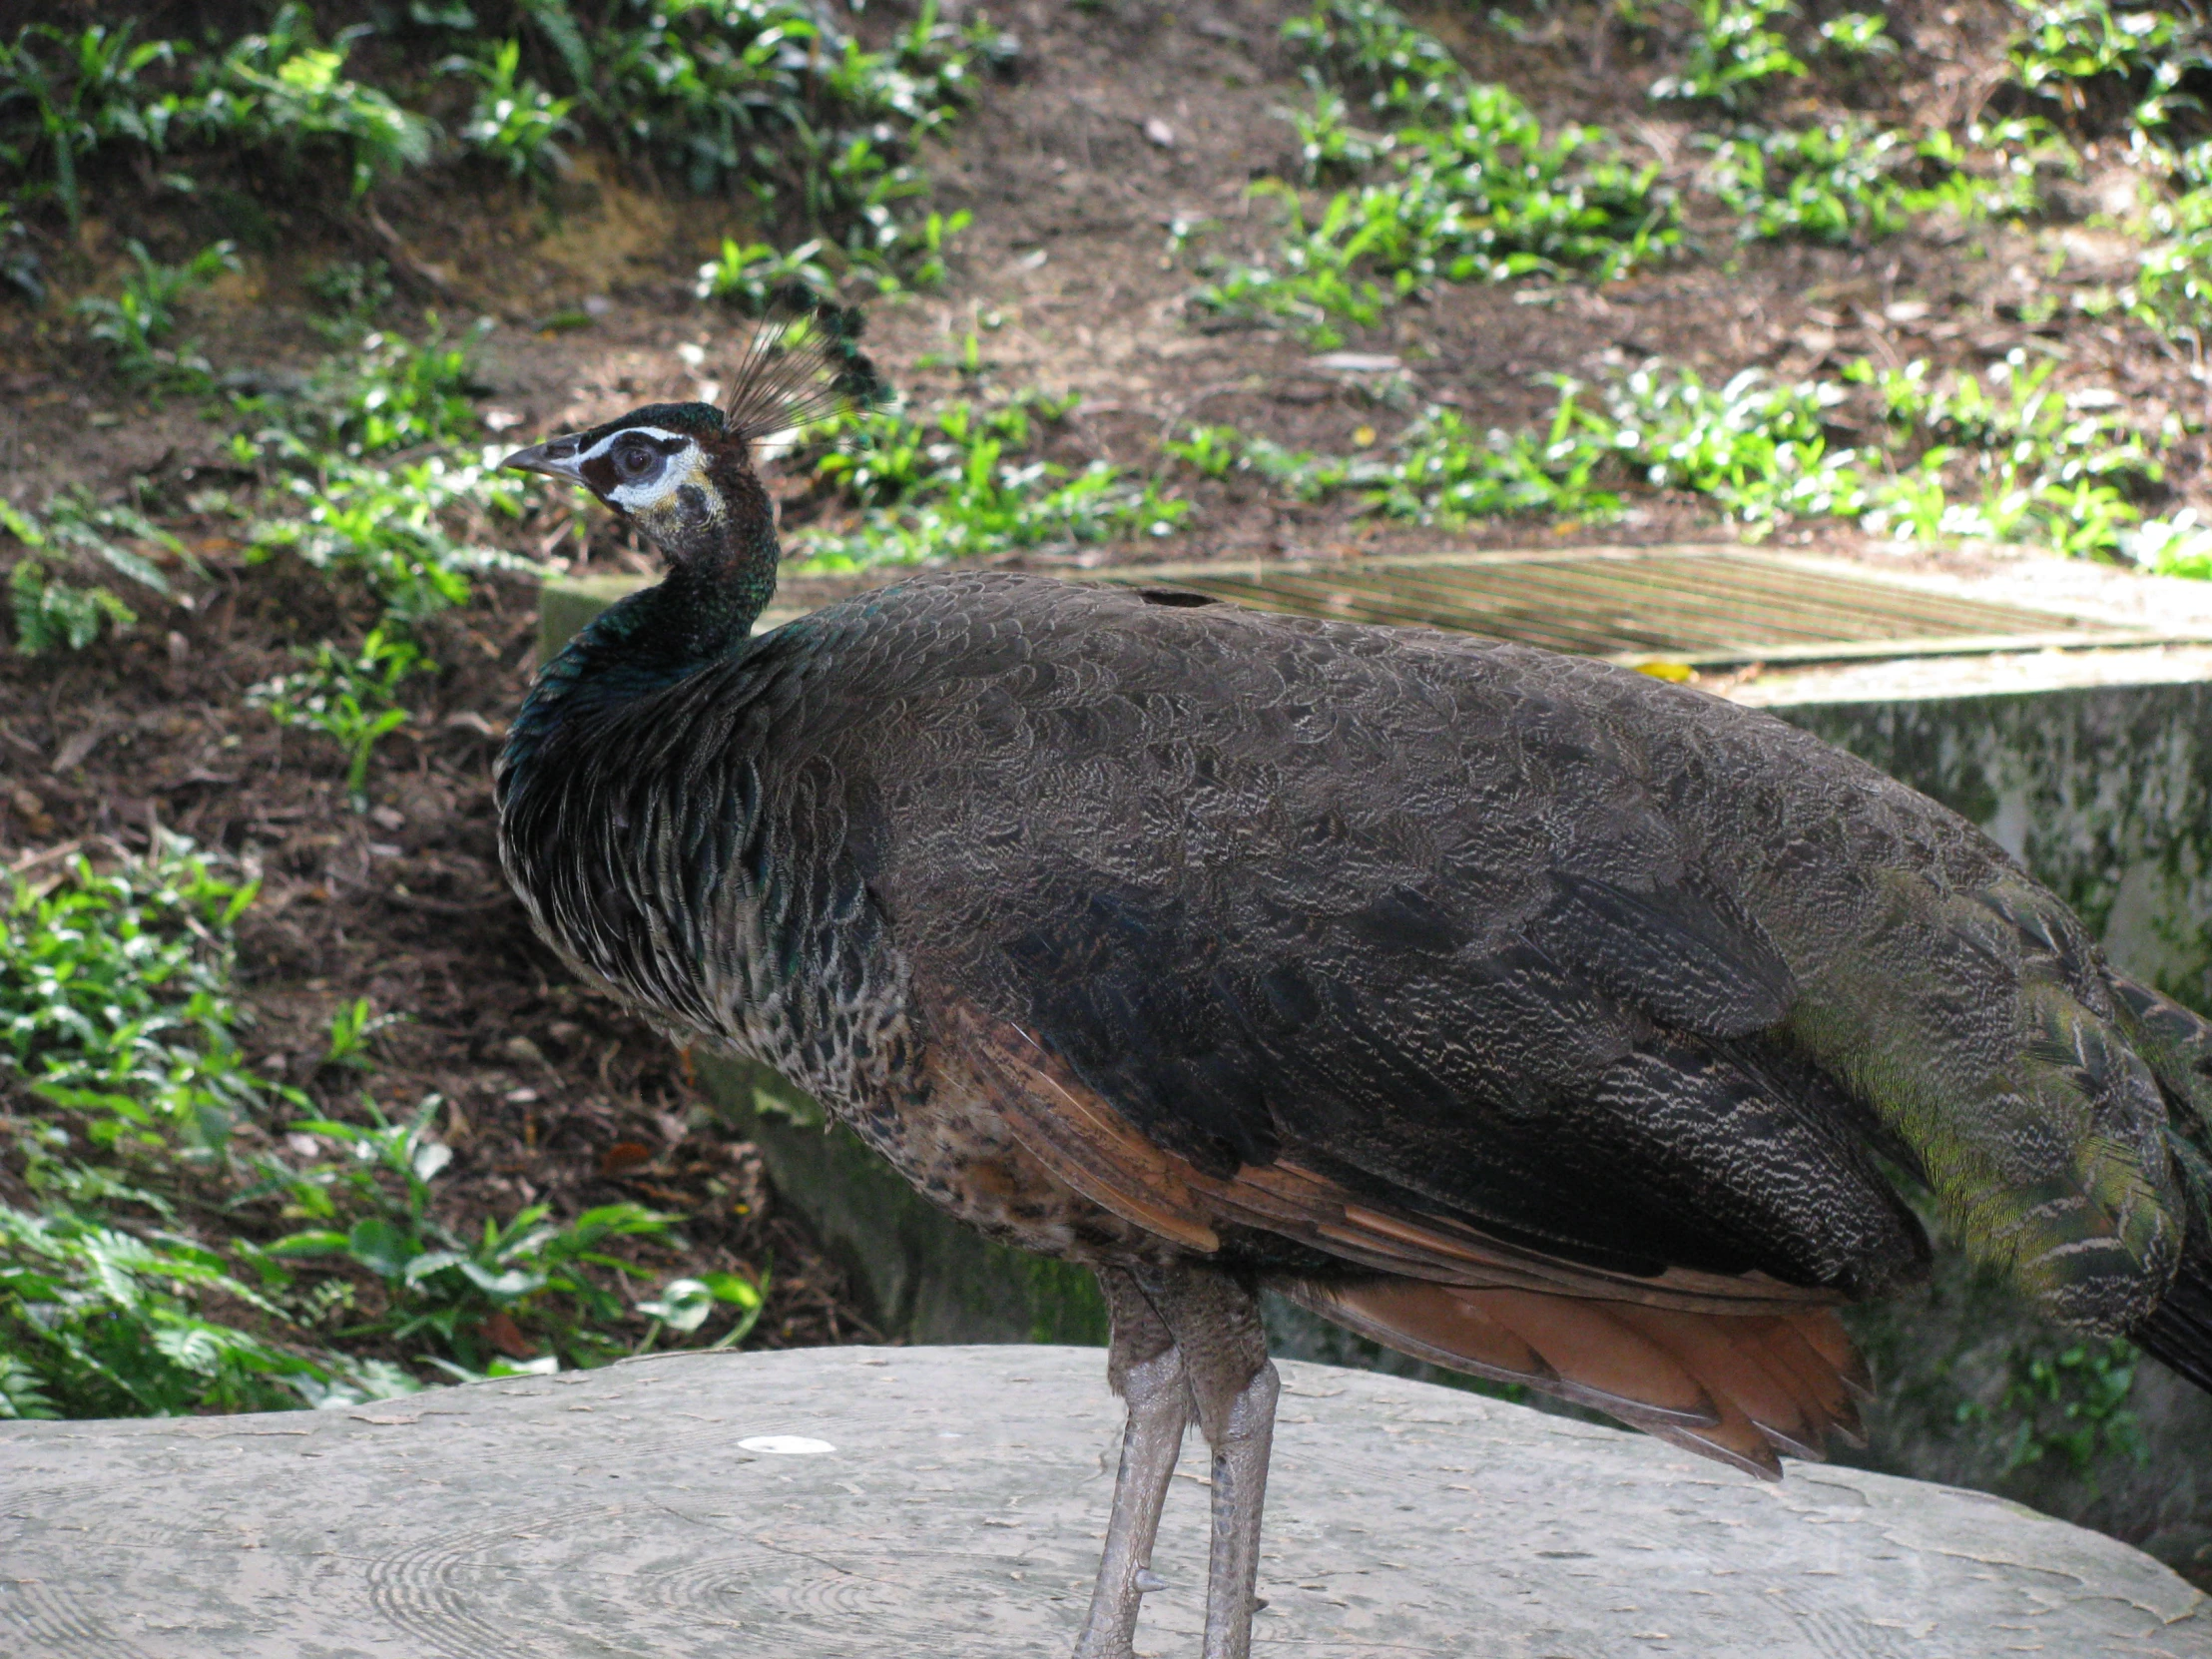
616, 442, 656, 478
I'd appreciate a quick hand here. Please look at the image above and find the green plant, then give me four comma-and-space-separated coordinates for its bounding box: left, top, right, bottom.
323, 998, 403, 1072
240, 321, 533, 621
73, 240, 237, 388
1, 836, 278, 1160
1959, 1336, 2147, 1477
0, 839, 429, 1416
1852, 353, 2158, 556
1198, 4, 1675, 344
2, 493, 179, 655
1281, 0, 1462, 107
1596, 363, 1869, 525
451, 38, 574, 183
0, 22, 180, 226
1650, 0, 1808, 109
1161, 424, 1248, 479
1286, 82, 1389, 184
792, 391, 1187, 570
695, 238, 835, 309
859, 206, 971, 292
2131, 509, 2212, 575
248, 626, 425, 801
636, 1268, 765, 1351
1818, 11, 1896, 58
207, 6, 433, 198
1371, 396, 1620, 524
0, 1199, 410, 1417
2125, 142, 2212, 342
259, 1098, 681, 1372
2006, 2, 2209, 137
1703, 123, 1936, 244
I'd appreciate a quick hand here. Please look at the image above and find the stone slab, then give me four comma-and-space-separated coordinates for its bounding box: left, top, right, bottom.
2, 1347, 2205, 1658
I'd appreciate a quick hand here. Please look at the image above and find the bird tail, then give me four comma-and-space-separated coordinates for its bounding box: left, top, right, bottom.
1282, 1278, 1870, 1480
2112, 974, 2212, 1393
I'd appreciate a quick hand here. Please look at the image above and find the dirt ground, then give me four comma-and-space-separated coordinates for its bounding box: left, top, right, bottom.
3, 0, 2205, 1359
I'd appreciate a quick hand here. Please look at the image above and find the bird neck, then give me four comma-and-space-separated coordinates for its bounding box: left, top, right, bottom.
503, 454, 780, 770
639, 452, 781, 666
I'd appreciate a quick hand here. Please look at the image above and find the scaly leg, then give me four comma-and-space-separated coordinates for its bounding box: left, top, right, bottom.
1199, 1362, 1278, 1659
1131, 1267, 1279, 1659
1075, 1269, 1192, 1659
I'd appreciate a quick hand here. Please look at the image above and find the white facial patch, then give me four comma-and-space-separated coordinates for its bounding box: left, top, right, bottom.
584, 426, 709, 514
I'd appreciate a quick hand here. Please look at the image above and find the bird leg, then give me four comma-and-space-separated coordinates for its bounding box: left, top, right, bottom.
1135, 1269, 1278, 1659
1075, 1269, 1191, 1659
1076, 1266, 1280, 1659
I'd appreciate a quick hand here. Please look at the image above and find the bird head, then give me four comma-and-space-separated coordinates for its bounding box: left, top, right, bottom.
502, 400, 738, 561
501, 298, 885, 571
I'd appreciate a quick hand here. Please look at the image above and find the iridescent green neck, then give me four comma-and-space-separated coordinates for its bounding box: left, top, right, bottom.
636, 449, 781, 667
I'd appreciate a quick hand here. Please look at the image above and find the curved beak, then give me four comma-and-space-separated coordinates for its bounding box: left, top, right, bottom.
501, 435, 586, 482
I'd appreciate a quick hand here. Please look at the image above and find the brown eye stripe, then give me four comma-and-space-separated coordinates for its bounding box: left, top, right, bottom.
577, 430, 691, 497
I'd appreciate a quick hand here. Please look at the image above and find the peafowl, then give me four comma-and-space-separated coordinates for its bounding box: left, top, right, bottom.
495, 305, 2212, 1659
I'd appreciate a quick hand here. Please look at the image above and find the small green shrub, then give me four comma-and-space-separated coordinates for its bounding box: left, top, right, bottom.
452, 38, 575, 185
205, 6, 433, 198
240, 321, 533, 620
248, 626, 425, 801
0, 21, 179, 226
1818, 11, 1896, 59
255, 1100, 699, 1373
0, 1200, 411, 1417
2, 493, 180, 656
1704, 124, 1936, 245
1170, 397, 1621, 525
1959, 1336, 2147, 1477
1280, 0, 1461, 105
73, 240, 237, 389
695, 238, 835, 310
2006, 1, 2210, 138
0, 839, 405, 1417
1, 838, 275, 1160
323, 997, 403, 1072
1197, 2, 1674, 345
1601, 362, 1871, 525
1370, 397, 1621, 524
792, 391, 1187, 569
1649, 0, 1807, 109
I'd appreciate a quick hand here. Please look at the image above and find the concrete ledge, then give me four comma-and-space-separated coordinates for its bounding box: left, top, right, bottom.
4, 1346, 2204, 1657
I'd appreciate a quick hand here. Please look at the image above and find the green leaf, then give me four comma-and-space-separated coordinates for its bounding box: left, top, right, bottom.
265, 1229, 350, 1257
637, 1278, 714, 1333
697, 1270, 763, 1310
345, 1215, 416, 1279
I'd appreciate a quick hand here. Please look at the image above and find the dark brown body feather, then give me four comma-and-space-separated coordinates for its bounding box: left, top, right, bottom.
500, 569, 2210, 1469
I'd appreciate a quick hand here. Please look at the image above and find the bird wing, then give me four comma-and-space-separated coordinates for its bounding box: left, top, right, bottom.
791, 575, 2173, 1334
807, 578, 1943, 1309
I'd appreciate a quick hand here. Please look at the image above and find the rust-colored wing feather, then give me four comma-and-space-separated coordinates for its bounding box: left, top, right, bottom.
945, 999, 1871, 1473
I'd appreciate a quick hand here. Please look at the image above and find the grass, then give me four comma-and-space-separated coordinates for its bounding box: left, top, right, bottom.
0, 835, 769, 1416
789, 390, 1188, 570
72, 238, 236, 389
2, 2, 1005, 295
1191, 0, 1675, 346
1166, 346, 2192, 566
